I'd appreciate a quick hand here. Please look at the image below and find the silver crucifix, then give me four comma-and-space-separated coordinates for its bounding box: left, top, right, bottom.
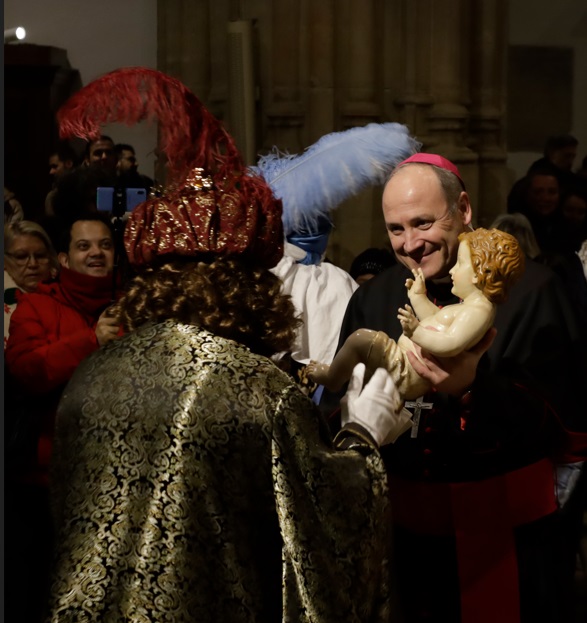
405, 395, 434, 438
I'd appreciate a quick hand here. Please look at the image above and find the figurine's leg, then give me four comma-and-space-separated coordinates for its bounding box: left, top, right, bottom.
306, 361, 331, 385
307, 328, 378, 392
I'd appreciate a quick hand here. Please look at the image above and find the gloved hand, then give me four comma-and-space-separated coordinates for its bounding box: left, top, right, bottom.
340, 363, 408, 446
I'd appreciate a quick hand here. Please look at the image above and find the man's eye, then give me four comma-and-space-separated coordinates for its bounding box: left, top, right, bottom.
417, 222, 433, 230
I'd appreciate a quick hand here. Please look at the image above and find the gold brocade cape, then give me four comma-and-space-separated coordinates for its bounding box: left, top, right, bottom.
48, 320, 395, 622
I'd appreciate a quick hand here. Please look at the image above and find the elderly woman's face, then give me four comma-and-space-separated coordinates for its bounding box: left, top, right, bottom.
5, 234, 53, 292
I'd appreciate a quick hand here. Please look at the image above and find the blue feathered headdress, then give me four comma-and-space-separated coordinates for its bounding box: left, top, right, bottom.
251, 122, 420, 237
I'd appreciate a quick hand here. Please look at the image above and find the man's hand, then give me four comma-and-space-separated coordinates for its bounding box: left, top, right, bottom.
398, 304, 419, 338
406, 327, 497, 396
95, 307, 120, 347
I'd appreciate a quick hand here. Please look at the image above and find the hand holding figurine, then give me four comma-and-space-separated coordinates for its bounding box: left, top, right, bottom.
406, 327, 497, 396
340, 363, 402, 446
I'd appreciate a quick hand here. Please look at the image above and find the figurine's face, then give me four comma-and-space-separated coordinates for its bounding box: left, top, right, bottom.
449, 240, 477, 298
383, 165, 471, 280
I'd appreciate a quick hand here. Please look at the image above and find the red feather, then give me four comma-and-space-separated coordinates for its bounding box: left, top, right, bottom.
57, 67, 242, 183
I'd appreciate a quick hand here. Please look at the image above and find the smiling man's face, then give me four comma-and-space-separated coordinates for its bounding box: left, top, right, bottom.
383, 164, 472, 280
59, 220, 114, 277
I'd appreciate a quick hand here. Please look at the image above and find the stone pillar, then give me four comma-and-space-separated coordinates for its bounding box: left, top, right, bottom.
388, 1, 435, 144
261, 0, 306, 152
328, 0, 391, 268
306, 0, 336, 140
426, 1, 475, 159
157, 1, 214, 103
468, 0, 510, 226
335, 0, 383, 128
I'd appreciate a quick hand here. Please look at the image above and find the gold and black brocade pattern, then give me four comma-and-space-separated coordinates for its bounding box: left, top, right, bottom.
48, 321, 393, 622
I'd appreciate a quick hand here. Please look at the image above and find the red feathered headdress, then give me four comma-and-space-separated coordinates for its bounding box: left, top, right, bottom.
57, 67, 283, 268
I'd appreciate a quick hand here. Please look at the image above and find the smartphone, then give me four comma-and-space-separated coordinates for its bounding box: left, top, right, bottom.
96, 187, 147, 215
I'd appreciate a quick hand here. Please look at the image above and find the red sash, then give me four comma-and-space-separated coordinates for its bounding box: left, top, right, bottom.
389, 458, 557, 623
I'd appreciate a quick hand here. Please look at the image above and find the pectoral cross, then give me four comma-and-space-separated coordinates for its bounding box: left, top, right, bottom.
405, 395, 434, 438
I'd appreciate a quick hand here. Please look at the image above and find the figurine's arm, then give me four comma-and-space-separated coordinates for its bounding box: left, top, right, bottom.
409, 305, 494, 358
307, 328, 379, 392
398, 304, 419, 338
406, 268, 440, 320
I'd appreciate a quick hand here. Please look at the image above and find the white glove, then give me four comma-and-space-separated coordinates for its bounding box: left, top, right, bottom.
340, 363, 406, 446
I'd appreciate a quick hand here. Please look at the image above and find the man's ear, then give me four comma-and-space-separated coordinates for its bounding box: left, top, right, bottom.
58, 252, 69, 268
457, 191, 473, 227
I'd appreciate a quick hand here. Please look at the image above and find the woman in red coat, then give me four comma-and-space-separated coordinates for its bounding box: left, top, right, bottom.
5, 214, 121, 623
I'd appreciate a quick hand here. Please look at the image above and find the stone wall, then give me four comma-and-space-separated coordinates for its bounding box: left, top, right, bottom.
158, 0, 509, 269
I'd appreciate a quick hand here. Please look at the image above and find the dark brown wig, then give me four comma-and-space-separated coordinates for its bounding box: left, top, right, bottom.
114, 256, 300, 358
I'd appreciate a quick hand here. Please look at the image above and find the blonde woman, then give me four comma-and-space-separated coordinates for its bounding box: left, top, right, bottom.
4, 220, 58, 347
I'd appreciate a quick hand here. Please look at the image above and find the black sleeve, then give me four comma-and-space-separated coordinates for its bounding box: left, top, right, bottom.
488, 259, 587, 434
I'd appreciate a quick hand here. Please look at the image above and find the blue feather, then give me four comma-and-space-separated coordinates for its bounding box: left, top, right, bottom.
251, 122, 420, 235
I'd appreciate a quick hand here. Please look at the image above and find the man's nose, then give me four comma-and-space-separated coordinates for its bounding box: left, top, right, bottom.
403, 229, 424, 253
28, 254, 40, 267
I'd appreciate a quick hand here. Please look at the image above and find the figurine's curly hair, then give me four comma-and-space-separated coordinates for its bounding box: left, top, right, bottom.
459, 228, 525, 304
113, 256, 300, 358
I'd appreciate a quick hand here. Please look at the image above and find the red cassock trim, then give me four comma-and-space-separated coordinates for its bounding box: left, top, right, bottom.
388, 458, 557, 623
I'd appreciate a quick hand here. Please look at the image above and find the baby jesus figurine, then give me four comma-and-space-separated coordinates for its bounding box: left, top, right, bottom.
308, 228, 525, 401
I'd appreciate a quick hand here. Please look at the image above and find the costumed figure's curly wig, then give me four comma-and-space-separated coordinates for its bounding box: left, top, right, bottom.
459, 227, 525, 304
114, 257, 299, 358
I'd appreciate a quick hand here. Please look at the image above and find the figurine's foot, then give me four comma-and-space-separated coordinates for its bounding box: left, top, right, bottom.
307, 361, 331, 386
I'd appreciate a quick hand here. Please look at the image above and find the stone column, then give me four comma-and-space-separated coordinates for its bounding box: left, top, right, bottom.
468, 0, 510, 226
261, 0, 306, 152
335, 0, 383, 128
329, 0, 389, 268
426, 1, 475, 158
306, 0, 336, 140
388, 0, 435, 144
